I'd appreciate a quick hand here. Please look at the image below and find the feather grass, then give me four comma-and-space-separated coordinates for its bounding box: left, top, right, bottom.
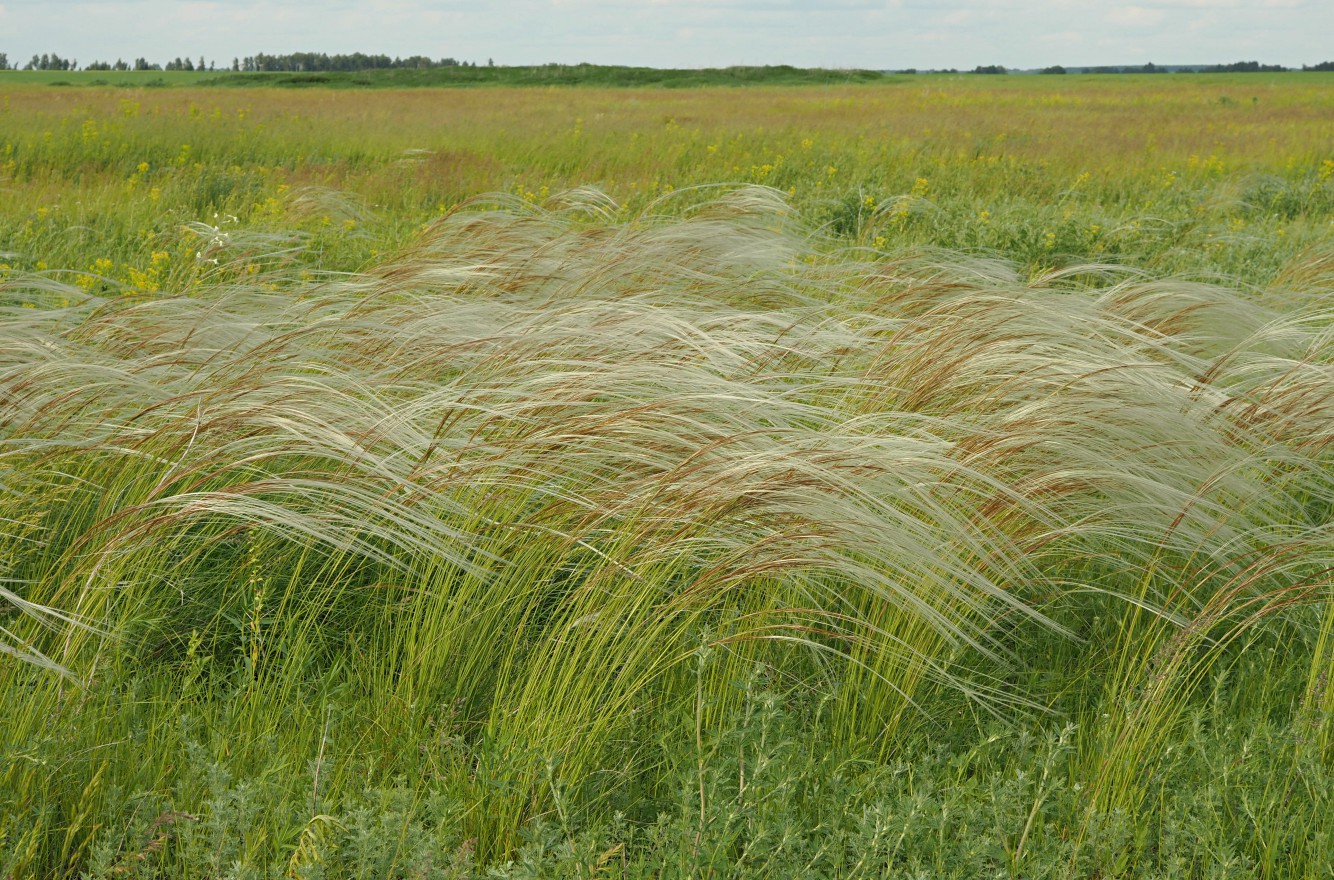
2, 186, 1332, 864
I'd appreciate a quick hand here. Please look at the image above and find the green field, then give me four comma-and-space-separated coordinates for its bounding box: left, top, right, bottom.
0, 69, 222, 87
2, 74, 1334, 878
0, 65, 894, 89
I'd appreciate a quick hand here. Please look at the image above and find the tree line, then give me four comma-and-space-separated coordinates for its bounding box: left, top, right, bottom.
234, 53, 484, 72
975, 60, 1325, 75
0, 52, 1332, 75
0, 52, 485, 72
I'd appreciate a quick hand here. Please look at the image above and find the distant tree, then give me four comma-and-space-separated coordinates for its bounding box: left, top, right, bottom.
233, 51, 468, 73
24, 53, 74, 71
1202, 60, 1287, 73
971, 64, 1007, 75
1301, 61, 1334, 71
1039, 65, 1066, 74
0, 49, 477, 75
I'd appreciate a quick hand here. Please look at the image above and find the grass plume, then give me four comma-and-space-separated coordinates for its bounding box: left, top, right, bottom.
2, 187, 1333, 874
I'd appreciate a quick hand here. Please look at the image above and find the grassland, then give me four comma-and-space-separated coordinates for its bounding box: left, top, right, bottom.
2, 74, 1334, 878
0, 65, 894, 90
2, 73, 1332, 289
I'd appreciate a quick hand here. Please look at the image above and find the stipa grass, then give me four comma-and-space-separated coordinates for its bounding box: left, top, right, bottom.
1, 187, 1333, 875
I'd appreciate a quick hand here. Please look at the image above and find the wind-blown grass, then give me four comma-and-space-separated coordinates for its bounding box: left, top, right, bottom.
2, 187, 1333, 875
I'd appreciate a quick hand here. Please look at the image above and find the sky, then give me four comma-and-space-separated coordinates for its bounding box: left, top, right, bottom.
0, 0, 1328, 71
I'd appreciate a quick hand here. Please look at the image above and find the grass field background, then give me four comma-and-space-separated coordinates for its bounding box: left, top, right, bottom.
3, 72, 1332, 287
2, 73, 1334, 878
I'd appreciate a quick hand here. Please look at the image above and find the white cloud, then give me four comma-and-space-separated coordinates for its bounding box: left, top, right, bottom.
1105, 5, 1167, 26
1037, 30, 1086, 44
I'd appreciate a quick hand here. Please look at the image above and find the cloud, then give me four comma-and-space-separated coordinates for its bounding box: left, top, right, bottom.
1037, 30, 1086, 44
1105, 5, 1166, 26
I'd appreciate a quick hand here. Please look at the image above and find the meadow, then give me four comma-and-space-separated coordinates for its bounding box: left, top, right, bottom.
1, 73, 1333, 878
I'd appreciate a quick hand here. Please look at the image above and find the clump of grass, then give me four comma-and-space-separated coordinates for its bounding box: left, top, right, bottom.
2, 186, 1332, 874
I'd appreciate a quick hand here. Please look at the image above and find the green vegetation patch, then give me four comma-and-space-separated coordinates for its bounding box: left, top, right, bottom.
196, 64, 895, 89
